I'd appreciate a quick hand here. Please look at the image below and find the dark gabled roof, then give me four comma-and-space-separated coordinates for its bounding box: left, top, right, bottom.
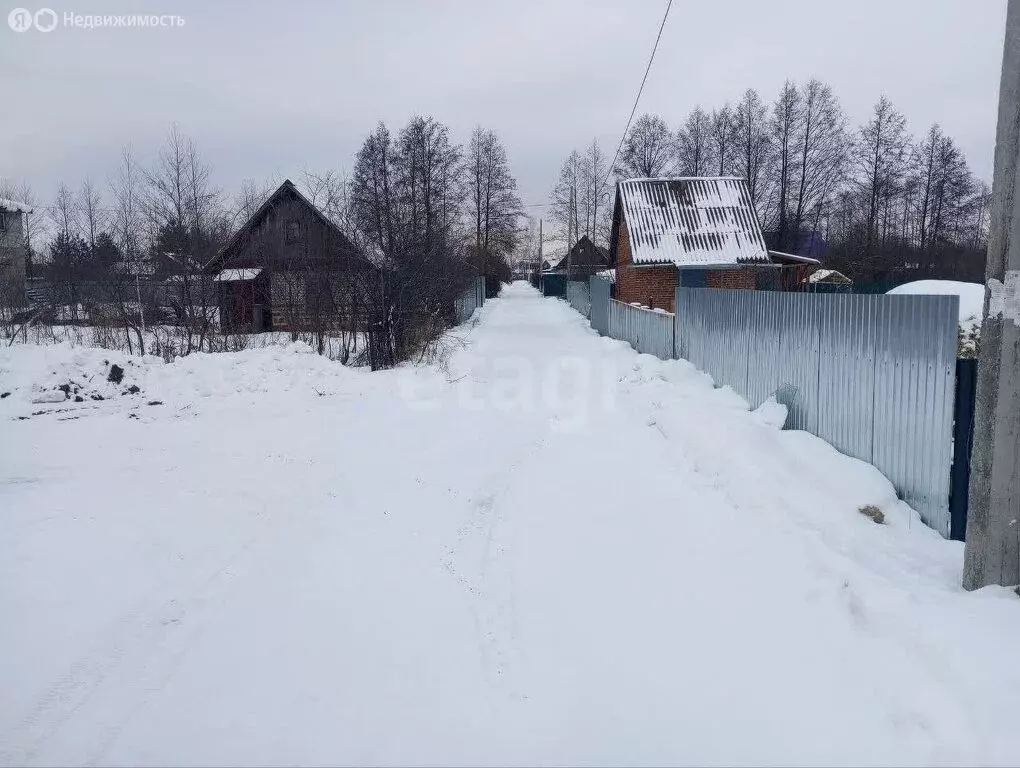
613, 177, 769, 267
551, 235, 610, 272
208, 179, 369, 271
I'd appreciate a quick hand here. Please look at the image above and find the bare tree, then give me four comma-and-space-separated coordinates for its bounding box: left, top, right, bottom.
107, 146, 148, 353
350, 116, 472, 367
772, 80, 802, 248
78, 178, 106, 252
732, 89, 773, 222
551, 150, 583, 249
675, 107, 714, 177
580, 138, 611, 248
616, 113, 674, 178
710, 104, 737, 176
233, 177, 278, 227
791, 79, 847, 244
856, 95, 909, 253
466, 126, 523, 271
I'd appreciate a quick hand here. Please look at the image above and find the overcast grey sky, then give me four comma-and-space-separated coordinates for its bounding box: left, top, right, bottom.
1, 0, 1009, 217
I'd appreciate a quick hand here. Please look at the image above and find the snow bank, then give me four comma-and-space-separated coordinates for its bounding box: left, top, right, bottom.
888, 280, 985, 332
0, 340, 357, 418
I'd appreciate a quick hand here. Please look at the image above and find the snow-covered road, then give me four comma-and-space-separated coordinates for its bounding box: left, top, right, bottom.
3, 282, 1020, 766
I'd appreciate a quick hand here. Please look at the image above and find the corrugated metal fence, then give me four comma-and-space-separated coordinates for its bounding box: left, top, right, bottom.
455, 276, 486, 324
590, 277, 611, 335
565, 280, 591, 319
674, 288, 959, 536
608, 299, 676, 360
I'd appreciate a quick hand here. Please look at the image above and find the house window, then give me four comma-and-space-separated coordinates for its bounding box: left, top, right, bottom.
285, 220, 301, 244
0, 212, 7, 232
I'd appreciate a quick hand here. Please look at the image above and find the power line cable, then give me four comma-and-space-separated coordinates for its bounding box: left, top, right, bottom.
602, 0, 674, 188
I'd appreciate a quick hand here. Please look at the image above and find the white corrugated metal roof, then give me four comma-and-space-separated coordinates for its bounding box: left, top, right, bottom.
214, 268, 262, 282
0, 198, 32, 213
619, 178, 769, 267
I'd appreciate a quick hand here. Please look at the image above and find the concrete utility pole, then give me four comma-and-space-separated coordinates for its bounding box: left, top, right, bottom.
963, 0, 1020, 590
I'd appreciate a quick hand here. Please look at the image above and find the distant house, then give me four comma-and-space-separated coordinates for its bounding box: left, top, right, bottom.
549, 235, 611, 279
609, 178, 818, 311
205, 180, 379, 333
0, 197, 32, 304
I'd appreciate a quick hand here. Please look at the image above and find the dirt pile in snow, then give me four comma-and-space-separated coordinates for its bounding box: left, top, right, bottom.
0, 345, 151, 410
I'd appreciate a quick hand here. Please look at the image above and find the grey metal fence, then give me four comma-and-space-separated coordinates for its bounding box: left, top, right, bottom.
589, 276, 611, 335
565, 280, 591, 318
455, 276, 486, 324
608, 299, 676, 359
674, 287, 959, 536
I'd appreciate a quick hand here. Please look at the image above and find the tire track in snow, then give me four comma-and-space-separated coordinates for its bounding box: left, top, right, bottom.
442, 437, 544, 703
1, 522, 272, 766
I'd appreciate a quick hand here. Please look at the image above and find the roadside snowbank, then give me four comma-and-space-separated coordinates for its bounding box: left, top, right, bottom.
0, 340, 358, 418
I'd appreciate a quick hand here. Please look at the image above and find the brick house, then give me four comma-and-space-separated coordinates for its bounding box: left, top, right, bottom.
205, 180, 379, 333
610, 178, 814, 311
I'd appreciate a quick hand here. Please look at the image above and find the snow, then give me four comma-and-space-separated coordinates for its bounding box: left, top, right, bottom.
988, 269, 1020, 325
3, 282, 1020, 765
213, 268, 261, 282
809, 267, 850, 283
0, 197, 32, 214
888, 280, 985, 332
750, 394, 788, 428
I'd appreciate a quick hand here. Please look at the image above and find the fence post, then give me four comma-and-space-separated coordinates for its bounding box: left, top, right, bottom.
950, 358, 979, 541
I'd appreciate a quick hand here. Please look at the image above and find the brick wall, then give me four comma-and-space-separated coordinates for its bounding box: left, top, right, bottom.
705, 268, 757, 290
614, 219, 678, 311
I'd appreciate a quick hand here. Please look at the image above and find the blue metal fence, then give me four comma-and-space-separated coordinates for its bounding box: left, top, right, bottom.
589, 276, 611, 335
608, 299, 676, 359
674, 287, 959, 536
558, 274, 963, 537
565, 280, 591, 319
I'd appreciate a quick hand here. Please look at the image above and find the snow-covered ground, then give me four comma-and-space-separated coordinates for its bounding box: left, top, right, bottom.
3, 282, 1020, 766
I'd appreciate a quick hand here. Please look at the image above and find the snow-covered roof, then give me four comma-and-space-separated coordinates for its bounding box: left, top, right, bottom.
214, 268, 262, 282
595, 268, 616, 284
617, 178, 769, 267
808, 268, 851, 284
0, 198, 32, 214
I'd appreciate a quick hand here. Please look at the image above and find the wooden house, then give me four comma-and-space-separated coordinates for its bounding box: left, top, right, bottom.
205, 180, 379, 333
549, 235, 611, 280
